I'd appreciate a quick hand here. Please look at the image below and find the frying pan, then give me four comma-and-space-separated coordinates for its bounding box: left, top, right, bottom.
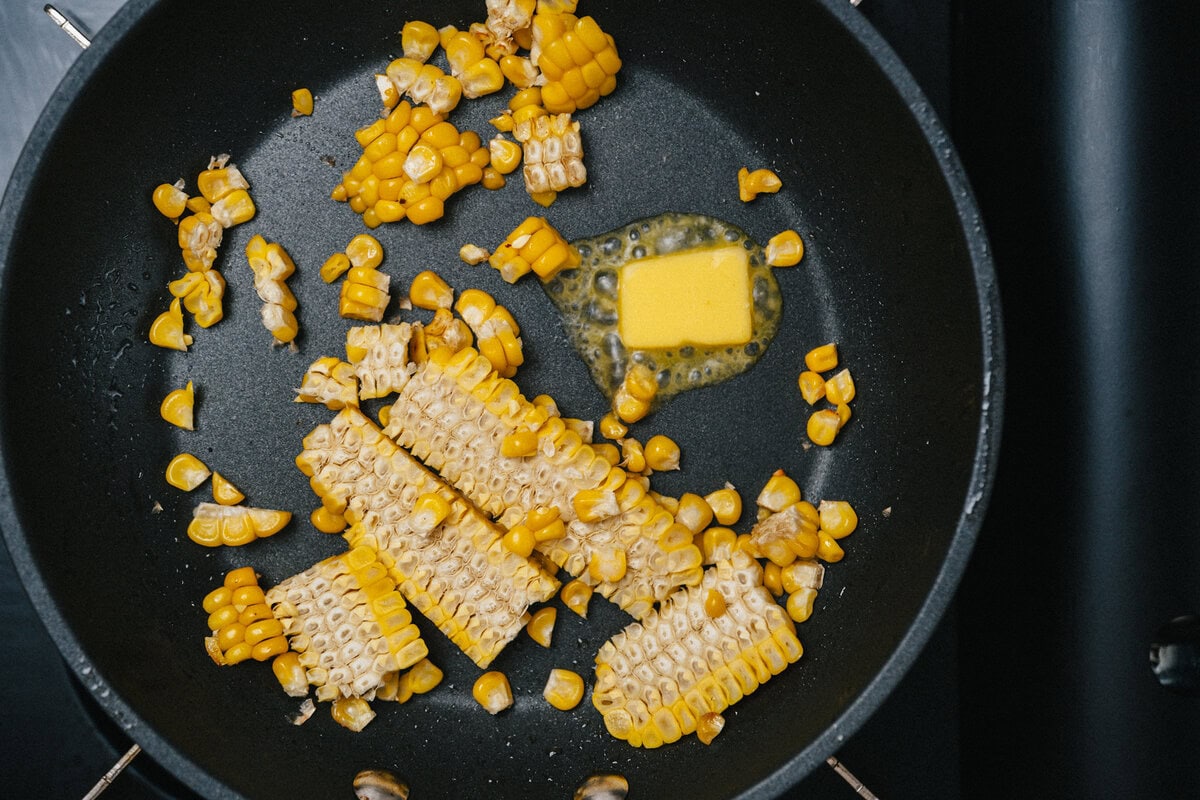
0, 0, 1001, 797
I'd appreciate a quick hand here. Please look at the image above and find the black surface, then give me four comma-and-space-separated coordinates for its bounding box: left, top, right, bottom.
0, 1, 974, 799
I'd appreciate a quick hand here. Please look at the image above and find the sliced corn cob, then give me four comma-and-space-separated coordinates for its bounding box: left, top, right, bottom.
265, 545, 429, 703
513, 112, 587, 197
612, 362, 658, 423
203, 567, 285, 666
345, 323, 416, 400
296, 356, 359, 410
453, 289, 524, 376
531, 13, 621, 113
296, 407, 559, 667
592, 551, 803, 748
489, 216, 580, 284
381, 347, 703, 619
245, 235, 299, 344
187, 502, 291, 548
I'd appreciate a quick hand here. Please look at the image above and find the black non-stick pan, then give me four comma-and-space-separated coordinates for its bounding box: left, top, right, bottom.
0, 1, 1001, 797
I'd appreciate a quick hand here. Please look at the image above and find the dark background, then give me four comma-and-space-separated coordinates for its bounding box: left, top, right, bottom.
3, 1, 1198, 798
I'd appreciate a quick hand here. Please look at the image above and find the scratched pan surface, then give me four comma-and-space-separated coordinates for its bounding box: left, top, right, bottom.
0, 0, 1000, 798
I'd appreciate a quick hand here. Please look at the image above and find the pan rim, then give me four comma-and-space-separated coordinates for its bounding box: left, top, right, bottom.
0, 1, 1004, 798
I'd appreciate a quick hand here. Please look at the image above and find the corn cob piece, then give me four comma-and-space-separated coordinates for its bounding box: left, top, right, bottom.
295, 356, 359, 410
187, 502, 291, 547
296, 407, 559, 667
453, 289, 524, 376
345, 323, 416, 400
265, 545, 429, 703
531, 13, 621, 113
245, 235, 299, 344
340, 266, 391, 322
489, 217, 580, 284
592, 551, 803, 748
203, 567, 287, 666
513, 112, 587, 197
381, 347, 703, 619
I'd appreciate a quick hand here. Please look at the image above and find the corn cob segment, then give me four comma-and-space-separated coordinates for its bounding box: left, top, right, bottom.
513, 112, 587, 196
295, 356, 359, 410
531, 13, 621, 113
296, 407, 559, 667
345, 323, 416, 400
593, 551, 803, 748
381, 347, 703, 619
265, 546, 429, 702
245, 235, 299, 344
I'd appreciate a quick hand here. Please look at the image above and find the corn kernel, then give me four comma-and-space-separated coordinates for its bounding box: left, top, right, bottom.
409, 270, 453, 310
701, 527, 737, 565
825, 368, 856, 405
152, 183, 187, 219
560, 579, 592, 618
737, 167, 782, 202
704, 589, 727, 618
459, 243, 490, 264
489, 137, 523, 174
149, 298, 193, 351
807, 410, 841, 446
501, 428, 539, 458
402, 20, 440, 62
798, 370, 826, 405
526, 606, 556, 648
310, 506, 347, 534
763, 561, 784, 596
675, 493, 715, 534
160, 380, 195, 430
166, 453, 210, 491
697, 711, 725, 745
816, 531, 845, 563
757, 470, 802, 513
643, 435, 680, 472
408, 657, 444, 693
543, 668, 585, 711
804, 343, 838, 373
766, 229, 804, 267
211, 472, 244, 506
704, 486, 742, 526
291, 87, 314, 117
588, 548, 627, 583
502, 524, 536, 558
331, 697, 376, 731
473, 671, 513, 714
619, 438, 646, 473
787, 587, 819, 623
345, 234, 384, 269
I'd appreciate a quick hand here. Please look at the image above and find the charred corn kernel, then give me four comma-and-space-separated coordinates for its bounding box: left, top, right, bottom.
489, 137, 523, 174
197, 165, 249, 203
798, 370, 826, 405
701, 527, 737, 565
766, 230, 804, 267
561, 579, 593, 618
290, 87, 314, 117
593, 442, 620, 466
160, 381, 195, 430
152, 183, 188, 219
737, 167, 783, 202
807, 409, 841, 446
272, 652, 308, 697
593, 552, 800, 747
598, 412, 628, 440
331, 697, 376, 732
704, 588, 727, 618
704, 486, 742, 526
697, 712, 726, 745
410, 492, 451, 534
675, 493, 715, 534
818, 500, 858, 539
763, 561, 784, 596
781, 559, 825, 595
166, 453, 210, 491
805, 342, 838, 373
401, 20, 439, 61
473, 671, 514, 714
502, 524, 537, 558
619, 438, 646, 473
526, 606, 556, 647
149, 298, 193, 351
787, 587, 819, 623
345, 234, 383, 269
589, 548, 627, 583
459, 243, 490, 264
757, 470, 802, 513
825, 369, 856, 405
310, 506, 346, 534
408, 270, 452, 310
544, 668, 585, 711
643, 435, 680, 472
501, 428, 539, 457
211, 472, 244, 505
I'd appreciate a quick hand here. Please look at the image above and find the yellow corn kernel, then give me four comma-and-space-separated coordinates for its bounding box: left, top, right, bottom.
216, 622, 246, 652
473, 671, 513, 714
252, 634, 288, 661
238, 603, 272, 626
459, 243, 490, 265
781, 559, 824, 595
291, 87, 314, 116
583, 442, 614, 467
165, 453, 210, 491
331, 697, 376, 732
697, 712, 726, 745
231, 584, 266, 611
243, 618, 284, 647
837, 402, 853, 430
223, 566, 257, 590
825, 368, 856, 405
317, 252, 350, 284
807, 410, 841, 446
499, 54, 539, 88
787, 587, 819, 623
402, 20, 440, 62
675, 493, 715, 534
794, 500, 821, 530
310, 506, 347, 534
149, 298, 193, 351
202, 585, 232, 615
526, 606, 556, 648
816, 531, 845, 563
704, 486, 742, 526
460, 57, 505, 99
573, 488, 619, 522
501, 428, 539, 457
530, 190, 558, 207
533, 518, 566, 543
408, 270, 453, 310
407, 658, 444, 694
482, 167, 506, 190
619, 438, 646, 473
737, 167, 783, 202
346, 234, 384, 269
197, 165, 249, 203
152, 183, 187, 219
798, 370, 826, 405
757, 470, 802, 513
406, 195, 444, 225
805, 342, 838, 373
411, 492, 452, 534
766, 230, 804, 267
701, 527, 737, 565
704, 588, 727, 618
818, 500, 858, 539
222, 641, 253, 665
597, 412, 628, 441
211, 472, 244, 506
543, 668, 584, 711
763, 561, 784, 597
509, 86, 543, 111
159, 381, 195, 430
489, 137, 523, 174
207, 605, 238, 632
643, 435, 680, 472
588, 547, 627, 583
524, 505, 560, 532
272, 652, 308, 697
502, 524, 537, 558
560, 579, 592, 618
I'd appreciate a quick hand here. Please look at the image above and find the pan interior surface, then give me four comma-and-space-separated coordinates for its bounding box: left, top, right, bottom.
0, 1, 996, 798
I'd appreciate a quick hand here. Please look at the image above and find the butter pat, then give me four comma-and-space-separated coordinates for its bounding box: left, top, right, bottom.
618, 245, 752, 349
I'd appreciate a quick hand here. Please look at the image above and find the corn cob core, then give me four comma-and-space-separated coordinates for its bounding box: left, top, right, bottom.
345, 323, 416, 399
265, 546, 428, 702
382, 347, 703, 619
297, 407, 559, 667
592, 551, 802, 748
